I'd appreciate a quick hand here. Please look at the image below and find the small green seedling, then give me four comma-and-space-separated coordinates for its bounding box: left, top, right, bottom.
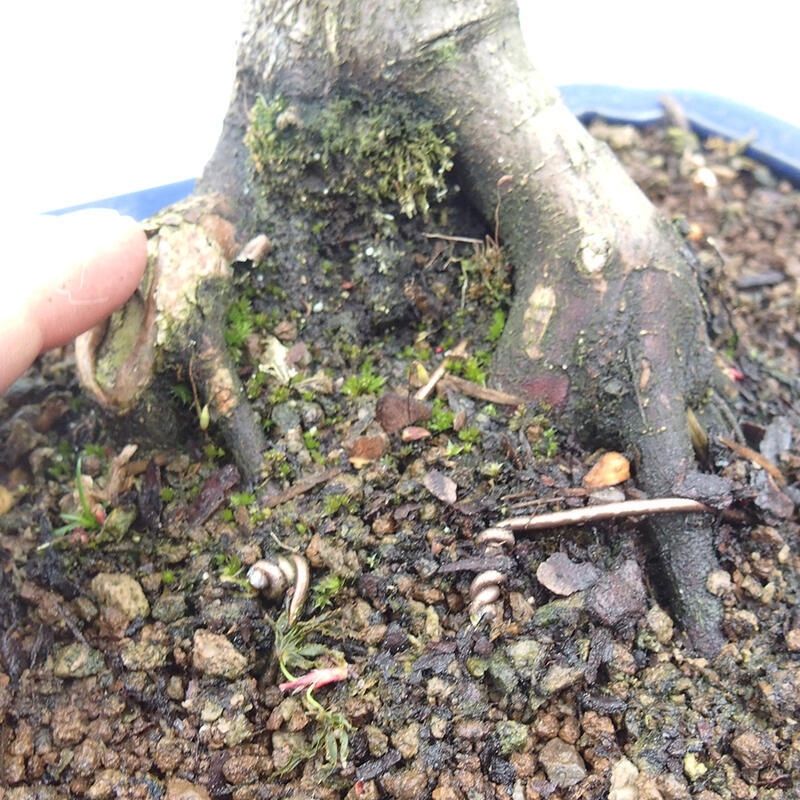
323, 493, 357, 517
216, 553, 252, 590
342, 359, 386, 397
428, 398, 455, 433
267, 610, 352, 777
53, 458, 105, 538
311, 574, 347, 611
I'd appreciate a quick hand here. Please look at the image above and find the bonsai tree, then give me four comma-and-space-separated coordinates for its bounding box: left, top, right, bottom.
77, 0, 739, 656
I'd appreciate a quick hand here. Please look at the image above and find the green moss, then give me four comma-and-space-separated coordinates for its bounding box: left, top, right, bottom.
323, 493, 356, 516
263, 448, 292, 481
496, 720, 529, 756
203, 443, 226, 461
428, 398, 455, 433
448, 352, 490, 385
457, 426, 482, 446
171, 383, 192, 407
341, 359, 386, 397
480, 461, 503, 478
486, 308, 506, 342
229, 491, 256, 507
429, 37, 459, 66
268, 384, 291, 405
311, 573, 347, 611
456, 236, 511, 308
93, 293, 147, 393
510, 409, 560, 458
225, 296, 268, 363
302, 427, 323, 458
245, 93, 456, 219
160, 486, 175, 502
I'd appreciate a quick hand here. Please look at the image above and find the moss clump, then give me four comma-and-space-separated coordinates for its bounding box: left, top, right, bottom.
245, 94, 455, 219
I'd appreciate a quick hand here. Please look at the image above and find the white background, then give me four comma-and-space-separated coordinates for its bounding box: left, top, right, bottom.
2, 1, 798, 217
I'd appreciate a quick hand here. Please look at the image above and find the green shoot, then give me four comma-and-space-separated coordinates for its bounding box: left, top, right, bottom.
267, 610, 352, 777
53, 458, 105, 538
216, 553, 252, 590
229, 492, 256, 507
311, 574, 347, 611
342, 359, 386, 397
268, 611, 333, 683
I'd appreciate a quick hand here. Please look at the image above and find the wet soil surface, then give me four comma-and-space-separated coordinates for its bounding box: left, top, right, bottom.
1, 113, 799, 800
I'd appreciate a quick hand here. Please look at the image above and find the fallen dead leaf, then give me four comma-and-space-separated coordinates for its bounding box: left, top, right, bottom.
347, 435, 388, 468
423, 469, 458, 505
536, 552, 600, 595
401, 426, 431, 442
0, 485, 15, 515
583, 451, 630, 490
719, 436, 786, 487
376, 393, 431, 434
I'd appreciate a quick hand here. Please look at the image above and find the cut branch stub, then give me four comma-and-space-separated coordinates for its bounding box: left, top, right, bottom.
76, 195, 269, 485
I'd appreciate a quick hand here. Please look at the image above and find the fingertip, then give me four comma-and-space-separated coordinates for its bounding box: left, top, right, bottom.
36, 209, 149, 350
0, 210, 149, 394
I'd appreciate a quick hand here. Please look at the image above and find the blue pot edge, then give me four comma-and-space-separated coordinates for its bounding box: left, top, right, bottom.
561, 84, 800, 187
51, 86, 800, 221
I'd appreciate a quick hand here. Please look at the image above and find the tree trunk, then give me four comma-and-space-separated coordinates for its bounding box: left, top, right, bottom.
199, 0, 732, 655
81, 0, 733, 655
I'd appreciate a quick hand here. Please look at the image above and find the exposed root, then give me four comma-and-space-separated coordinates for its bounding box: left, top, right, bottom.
497, 497, 710, 532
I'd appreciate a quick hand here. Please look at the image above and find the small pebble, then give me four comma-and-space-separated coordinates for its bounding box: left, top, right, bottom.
608, 757, 638, 800
165, 777, 212, 800
538, 737, 587, 787
192, 629, 248, 679
706, 569, 732, 596
52, 642, 105, 678
90, 572, 150, 621
645, 605, 674, 645
730, 731, 776, 771
391, 722, 420, 760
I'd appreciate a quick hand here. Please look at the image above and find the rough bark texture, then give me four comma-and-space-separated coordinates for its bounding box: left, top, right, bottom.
76, 196, 269, 484
196, 0, 733, 655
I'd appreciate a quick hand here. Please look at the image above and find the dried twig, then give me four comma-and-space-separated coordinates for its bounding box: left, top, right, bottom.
496, 497, 710, 533
718, 436, 786, 487
414, 339, 469, 400
413, 341, 524, 405
422, 232, 484, 245
438, 374, 523, 406
259, 466, 345, 509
